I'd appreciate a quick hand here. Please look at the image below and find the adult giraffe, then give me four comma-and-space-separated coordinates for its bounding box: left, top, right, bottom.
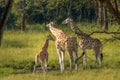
47, 21, 78, 72
62, 17, 103, 68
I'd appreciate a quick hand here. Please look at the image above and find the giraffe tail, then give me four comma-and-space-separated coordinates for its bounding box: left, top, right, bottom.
100, 53, 103, 62
100, 45, 104, 62
75, 52, 84, 64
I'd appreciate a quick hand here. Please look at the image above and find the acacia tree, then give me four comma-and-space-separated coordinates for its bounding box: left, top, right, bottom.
0, 0, 13, 46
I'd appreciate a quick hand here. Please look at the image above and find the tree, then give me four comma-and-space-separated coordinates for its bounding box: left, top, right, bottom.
103, 2, 108, 31
0, 0, 13, 46
110, 0, 119, 24
97, 0, 104, 27
67, 0, 72, 16
102, 0, 120, 25
91, 0, 120, 40
97, 0, 108, 31
4, 0, 7, 5
20, 0, 25, 31
114, 0, 118, 14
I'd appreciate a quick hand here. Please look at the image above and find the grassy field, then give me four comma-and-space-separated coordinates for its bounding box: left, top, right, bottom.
0, 23, 120, 80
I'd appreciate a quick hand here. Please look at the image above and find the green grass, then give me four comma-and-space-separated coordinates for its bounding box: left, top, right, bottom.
0, 23, 120, 80
0, 69, 120, 80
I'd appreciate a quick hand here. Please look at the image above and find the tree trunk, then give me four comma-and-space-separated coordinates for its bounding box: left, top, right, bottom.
21, 12, 25, 31
98, 1, 104, 27
67, 0, 72, 16
102, 0, 120, 25
110, 0, 119, 24
97, 0, 108, 31
20, 0, 25, 31
0, 0, 13, 46
114, 0, 118, 14
4, 0, 7, 5
103, 3, 108, 31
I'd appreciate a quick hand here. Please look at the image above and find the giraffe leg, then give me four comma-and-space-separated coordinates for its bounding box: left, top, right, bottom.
41, 60, 46, 73
73, 38, 78, 70
70, 54, 74, 70
68, 50, 73, 70
45, 57, 48, 72
94, 48, 102, 67
56, 48, 63, 72
33, 63, 38, 73
83, 52, 87, 69
93, 48, 99, 68
45, 63, 47, 72
33, 55, 39, 73
69, 51, 74, 70
94, 53, 97, 68
81, 48, 87, 69
61, 51, 65, 71
97, 48, 102, 67
98, 53, 102, 67
45, 52, 48, 72
74, 50, 78, 70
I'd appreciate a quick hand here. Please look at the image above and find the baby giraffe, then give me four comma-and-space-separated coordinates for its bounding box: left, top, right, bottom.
33, 34, 54, 73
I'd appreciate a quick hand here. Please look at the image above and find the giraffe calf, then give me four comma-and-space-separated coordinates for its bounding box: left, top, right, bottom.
33, 35, 54, 73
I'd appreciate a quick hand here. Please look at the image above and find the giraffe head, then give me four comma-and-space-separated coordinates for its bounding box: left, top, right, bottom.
62, 17, 73, 24
47, 34, 54, 41
46, 21, 55, 27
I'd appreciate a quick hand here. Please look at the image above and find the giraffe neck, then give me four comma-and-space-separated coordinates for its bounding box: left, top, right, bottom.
69, 21, 89, 38
49, 26, 65, 38
42, 38, 49, 50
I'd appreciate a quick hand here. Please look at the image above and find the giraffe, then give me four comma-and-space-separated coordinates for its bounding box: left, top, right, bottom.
47, 21, 78, 72
62, 17, 103, 68
33, 34, 54, 73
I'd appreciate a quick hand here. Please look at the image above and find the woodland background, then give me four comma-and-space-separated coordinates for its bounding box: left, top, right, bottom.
0, 0, 120, 80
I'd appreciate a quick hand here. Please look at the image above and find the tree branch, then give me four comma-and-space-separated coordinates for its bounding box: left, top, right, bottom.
102, 0, 120, 25
89, 31, 120, 35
